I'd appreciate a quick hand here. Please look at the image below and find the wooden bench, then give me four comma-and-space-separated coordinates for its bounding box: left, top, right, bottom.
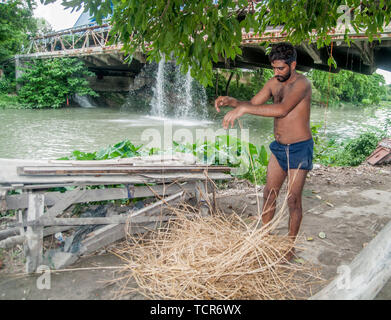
0, 154, 232, 273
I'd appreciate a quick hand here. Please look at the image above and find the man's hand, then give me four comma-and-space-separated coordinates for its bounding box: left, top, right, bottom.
214, 96, 239, 112
222, 106, 247, 129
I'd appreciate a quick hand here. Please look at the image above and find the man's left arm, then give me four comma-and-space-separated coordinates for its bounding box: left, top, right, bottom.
222, 79, 309, 129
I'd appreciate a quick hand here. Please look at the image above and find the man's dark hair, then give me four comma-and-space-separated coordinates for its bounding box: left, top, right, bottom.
268, 43, 297, 65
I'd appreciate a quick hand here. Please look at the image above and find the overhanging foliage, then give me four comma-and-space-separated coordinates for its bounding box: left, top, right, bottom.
36, 0, 391, 86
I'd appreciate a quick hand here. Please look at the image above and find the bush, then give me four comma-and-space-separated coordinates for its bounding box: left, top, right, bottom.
17, 58, 98, 109
337, 132, 380, 166
0, 78, 15, 94
313, 129, 382, 167
0, 93, 20, 109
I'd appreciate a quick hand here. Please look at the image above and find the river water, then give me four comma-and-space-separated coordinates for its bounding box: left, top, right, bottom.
0, 104, 390, 159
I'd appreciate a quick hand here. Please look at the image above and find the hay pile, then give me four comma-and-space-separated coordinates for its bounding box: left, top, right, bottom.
109, 196, 321, 300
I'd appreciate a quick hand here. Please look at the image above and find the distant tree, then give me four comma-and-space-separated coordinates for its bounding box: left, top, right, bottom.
0, 1, 55, 93
17, 58, 98, 108
308, 69, 387, 105
0, 0, 37, 63
35, 17, 54, 35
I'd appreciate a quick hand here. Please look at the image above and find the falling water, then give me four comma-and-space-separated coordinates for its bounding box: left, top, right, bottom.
184, 70, 193, 116
150, 59, 209, 119
196, 82, 209, 120
150, 57, 167, 117
73, 94, 96, 108
174, 69, 194, 118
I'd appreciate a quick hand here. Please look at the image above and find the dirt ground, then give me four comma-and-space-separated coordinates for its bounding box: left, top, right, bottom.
0, 163, 390, 300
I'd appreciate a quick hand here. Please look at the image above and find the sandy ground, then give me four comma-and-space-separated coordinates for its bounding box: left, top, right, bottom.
0, 163, 390, 300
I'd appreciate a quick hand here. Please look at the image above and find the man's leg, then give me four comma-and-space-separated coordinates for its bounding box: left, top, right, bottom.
261, 153, 287, 226
284, 168, 309, 260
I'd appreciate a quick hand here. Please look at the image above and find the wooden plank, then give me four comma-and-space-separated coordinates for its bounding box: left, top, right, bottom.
44, 187, 88, 218
7, 191, 185, 228
0, 225, 73, 241
79, 191, 189, 256
17, 165, 231, 176
1, 171, 231, 186
128, 191, 184, 219
0, 186, 189, 244
79, 223, 154, 256
47, 160, 193, 167
0, 235, 26, 249
310, 220, 391, 300
4, 183, 195, 210
16, 214, 178, 227
48, 153, 197, 167
0, 226, 74, 249
0, 227, 19, 240
25, 193, 44, 273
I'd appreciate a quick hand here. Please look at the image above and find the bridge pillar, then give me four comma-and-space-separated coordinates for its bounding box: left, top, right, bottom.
14, 55, 28, 90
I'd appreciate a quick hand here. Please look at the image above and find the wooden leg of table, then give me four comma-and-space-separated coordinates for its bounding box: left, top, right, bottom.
25, 193, 44, 273
18, 209, 26, 237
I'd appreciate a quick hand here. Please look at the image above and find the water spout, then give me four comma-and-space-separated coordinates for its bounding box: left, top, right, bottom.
150, 59, 208, 119
150, 57, 167, 117
175, 69, 194, 118
73, 94, 96, 108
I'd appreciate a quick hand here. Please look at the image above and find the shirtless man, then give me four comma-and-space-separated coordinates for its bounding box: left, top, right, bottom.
215, 42, 313, 260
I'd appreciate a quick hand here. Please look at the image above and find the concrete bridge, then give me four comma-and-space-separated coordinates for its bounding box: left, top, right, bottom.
15, 21, 391, 91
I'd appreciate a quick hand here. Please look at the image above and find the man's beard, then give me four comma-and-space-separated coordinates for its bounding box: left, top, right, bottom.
276, 68, 291, 82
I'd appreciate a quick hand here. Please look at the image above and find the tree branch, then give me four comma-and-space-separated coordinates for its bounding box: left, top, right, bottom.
160, 0, 171, 20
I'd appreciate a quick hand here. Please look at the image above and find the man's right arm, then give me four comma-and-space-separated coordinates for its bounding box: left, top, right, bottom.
249, 79, 273, 105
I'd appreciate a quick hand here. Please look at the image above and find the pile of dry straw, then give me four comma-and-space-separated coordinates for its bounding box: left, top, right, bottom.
109, 191, 322, 300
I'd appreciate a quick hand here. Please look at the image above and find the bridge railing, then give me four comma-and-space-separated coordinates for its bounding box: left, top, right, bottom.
25, 19, 115, 56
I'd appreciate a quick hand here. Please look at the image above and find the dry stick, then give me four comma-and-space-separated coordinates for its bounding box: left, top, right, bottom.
237, 119, 267, 236
13, 266, 123, 276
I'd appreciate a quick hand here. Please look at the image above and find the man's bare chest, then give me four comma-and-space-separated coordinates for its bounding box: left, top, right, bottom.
271, 83, 293, 104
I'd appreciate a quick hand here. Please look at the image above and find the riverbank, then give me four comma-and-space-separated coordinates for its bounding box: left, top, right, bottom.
0, 162, 390, 299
